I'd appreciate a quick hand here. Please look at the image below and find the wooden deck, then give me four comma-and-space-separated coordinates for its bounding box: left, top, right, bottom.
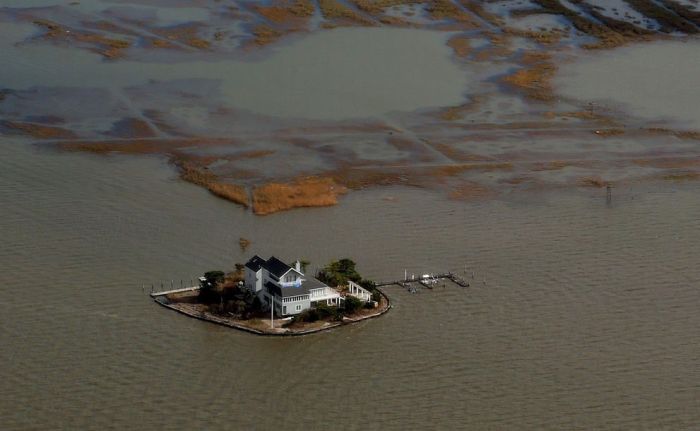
376, 272, 470, 289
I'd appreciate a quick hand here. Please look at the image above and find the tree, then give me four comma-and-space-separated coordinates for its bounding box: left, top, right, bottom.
299, 259, 311, 274
202, 270, 225, 289
359, 279, 377, 292
317, 258, 361, 287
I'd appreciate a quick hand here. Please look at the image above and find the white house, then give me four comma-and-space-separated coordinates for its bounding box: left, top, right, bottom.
244, 255, 341, 316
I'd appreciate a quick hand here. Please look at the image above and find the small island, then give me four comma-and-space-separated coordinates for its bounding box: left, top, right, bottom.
151, 256, 391, 335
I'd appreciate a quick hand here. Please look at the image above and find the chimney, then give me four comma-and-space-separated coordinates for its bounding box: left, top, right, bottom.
295, 260, 301, 273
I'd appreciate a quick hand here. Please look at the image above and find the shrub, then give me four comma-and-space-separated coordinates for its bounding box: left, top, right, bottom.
316, 303, 343, 321
295, 308, 319, 323
343, 296, 362, 314
371, 290, 382, 303
360, 279, 377, 291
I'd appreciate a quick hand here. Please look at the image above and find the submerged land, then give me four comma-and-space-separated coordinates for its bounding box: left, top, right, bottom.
1, 0, 700, 214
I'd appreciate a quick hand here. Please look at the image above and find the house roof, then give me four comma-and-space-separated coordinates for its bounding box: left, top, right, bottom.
264, 256, 294, 278
265, 281, 310, 298
301, 277, 327, 290
245, 255, 266, 272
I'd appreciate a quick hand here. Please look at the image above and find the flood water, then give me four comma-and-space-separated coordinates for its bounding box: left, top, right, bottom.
556, 40, 700, 129
0, 23, 469, 120
2, 139, 699, 430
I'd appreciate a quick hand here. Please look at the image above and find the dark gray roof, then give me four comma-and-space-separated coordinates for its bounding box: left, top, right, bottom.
245, 255, 266, 272
265, 276, 328, 298
265, 281, 310, 298
301, 277, 327, 290
264, 256, 293, 278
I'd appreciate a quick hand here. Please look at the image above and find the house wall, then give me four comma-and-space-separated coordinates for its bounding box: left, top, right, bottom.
279, 296, 311, 315
262, 270, 278, 288
245, 268, 262, 293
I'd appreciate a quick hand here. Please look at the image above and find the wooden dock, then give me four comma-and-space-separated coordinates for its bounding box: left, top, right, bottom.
376, 272, 470, 289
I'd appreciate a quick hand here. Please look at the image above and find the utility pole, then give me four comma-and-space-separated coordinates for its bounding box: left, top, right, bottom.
270, 295, 274, 329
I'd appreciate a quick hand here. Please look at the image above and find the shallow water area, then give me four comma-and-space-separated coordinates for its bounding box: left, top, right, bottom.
0, 24, 472, 120
556, 40, 700, 129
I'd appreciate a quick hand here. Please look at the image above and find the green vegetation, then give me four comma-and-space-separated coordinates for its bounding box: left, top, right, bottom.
317, 258, 376, 288
201, 271, 225, 289
343, 296, 363, 313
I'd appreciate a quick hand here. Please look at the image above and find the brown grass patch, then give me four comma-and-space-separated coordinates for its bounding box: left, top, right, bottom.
531, 160, 574, 171
1, 121, 77, 139
207, 182, 249, 207
505, 28, 563, 45
318, 0, 375, 24
378, 15, 412, 25
593, 128, 625, 137
32, 19, 132, 58
151, 24, 211, 50
178, 160, 249, 207
447, 35, 471, 57
58, 140, 166, 155
641, 128, 700, 141
473, 46, 513, 61
252, 177, 346, 215
251, 25, 284, 46
459, 0, 504, 26
350, 0, 421, 14
675, 131, 700, 140
434, 162, 513, 177
226, 150, 276, 161
148, 38, 179, 49
426, 0, 477, 24
502, 61, 556, 102
578, 176, 608, 188
254, 0, 316, 23
662, 172, 700, 181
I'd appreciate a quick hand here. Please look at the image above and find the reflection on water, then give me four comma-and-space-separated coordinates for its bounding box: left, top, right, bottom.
1, 140, 699, 429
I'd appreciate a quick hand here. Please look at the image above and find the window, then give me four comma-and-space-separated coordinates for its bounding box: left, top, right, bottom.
296, 305, 302, 311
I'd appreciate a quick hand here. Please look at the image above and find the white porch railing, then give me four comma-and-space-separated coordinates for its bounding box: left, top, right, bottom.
348, 280, 372, 302
309, 287, 340, 301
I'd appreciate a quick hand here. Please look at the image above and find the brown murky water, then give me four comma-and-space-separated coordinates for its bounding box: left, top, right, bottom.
3, 1, 700, 428
2, 139, 699, 430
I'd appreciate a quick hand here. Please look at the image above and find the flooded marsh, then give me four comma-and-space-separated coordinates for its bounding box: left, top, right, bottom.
2, 3, 700, 428
2, 1, 700, 213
